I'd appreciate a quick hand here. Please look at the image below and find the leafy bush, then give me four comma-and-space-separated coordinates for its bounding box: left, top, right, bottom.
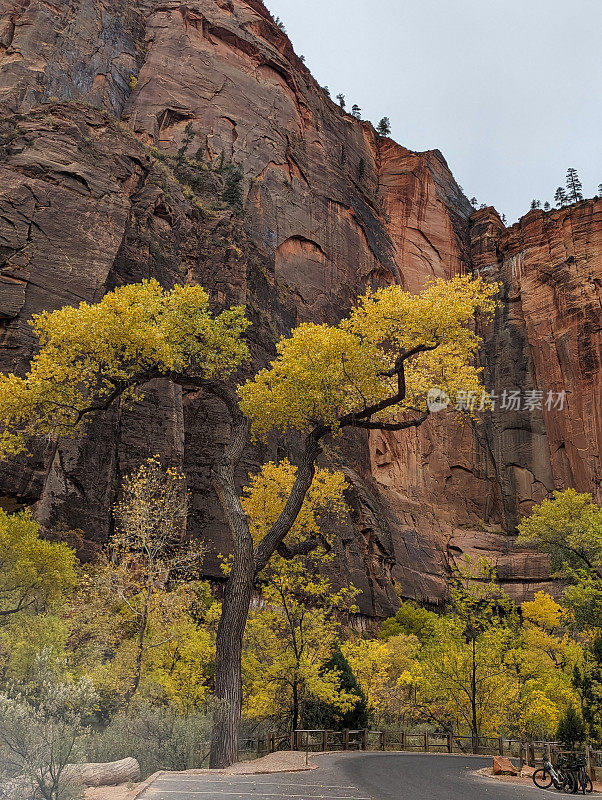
0, 658, 97, 800
87, 703, 214, 777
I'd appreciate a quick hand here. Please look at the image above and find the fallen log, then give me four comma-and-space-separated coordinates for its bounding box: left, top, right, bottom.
64, 757, 141, 787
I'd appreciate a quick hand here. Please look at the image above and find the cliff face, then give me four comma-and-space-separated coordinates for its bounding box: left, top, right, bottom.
0, 0, 600, 614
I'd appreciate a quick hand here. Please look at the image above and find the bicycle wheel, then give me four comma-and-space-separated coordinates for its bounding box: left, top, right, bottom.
580, 772, 593, 794
532, 768, 553, 789
560, 770, 576, 793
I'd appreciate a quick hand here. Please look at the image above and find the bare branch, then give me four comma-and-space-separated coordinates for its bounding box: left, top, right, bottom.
348, 411, 429, 431
276, 534, 330, 560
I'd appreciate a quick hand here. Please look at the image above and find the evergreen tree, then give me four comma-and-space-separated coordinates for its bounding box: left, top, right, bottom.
357, 158, 366, 182
573, 633, 602, 741
556, 704, 586, 748
323, 86, 330, 97
555, 187, 567, 207
376, 117, 391, 137
336, 93, 346, 110
176, 122, 194, 163
351, 104, 361, 119
566, 167, 583, 203
303, 648, 369, 730
598, 183, 602, 197
543, 202, 550, 211
273, 16, 286, 33
470, 197, 478, 209
222, 164, 244, 207
501, 213, 507, 224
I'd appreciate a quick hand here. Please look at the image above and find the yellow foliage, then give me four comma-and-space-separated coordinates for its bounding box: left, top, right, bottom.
0, 280, 249, 456
0, 613, 69, 683
522, 592, 563, 631
340, 636, 419, 726
144, 614, 215, 713
0, 508, 77, 619
404, 615, 519, 736
239, 275, 498, 437
241, 459, 348, 548
241, 463, 358, 725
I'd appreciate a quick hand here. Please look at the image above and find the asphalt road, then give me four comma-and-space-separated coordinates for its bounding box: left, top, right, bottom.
140, 752, 551, 800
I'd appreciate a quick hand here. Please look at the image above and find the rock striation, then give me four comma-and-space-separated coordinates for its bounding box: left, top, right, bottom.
0, 0, 600, 615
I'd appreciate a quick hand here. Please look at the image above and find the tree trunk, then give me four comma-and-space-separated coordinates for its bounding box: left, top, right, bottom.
292, 681, 299, 732
210, 561, 254, 768
471, 637, 478, 748
123, 585, 151, 707
208, 387, 254, 769
63, 758, 140, 787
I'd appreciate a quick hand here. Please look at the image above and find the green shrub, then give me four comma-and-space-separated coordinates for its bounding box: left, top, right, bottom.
87, 703, 214, 776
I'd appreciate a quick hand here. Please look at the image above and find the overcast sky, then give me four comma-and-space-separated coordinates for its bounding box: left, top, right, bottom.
266, 0, 602, 223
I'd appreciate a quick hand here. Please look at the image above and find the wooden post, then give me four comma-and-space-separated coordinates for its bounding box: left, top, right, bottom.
290, 731, 295, 751
321, 730, 327, 752
586, 744, 594, 781
361, 729, 367, 751
424, 733, 429, 753
498, 737, 504, 756
472, 735, 478, 755
343, 729, 349, 751
269, 734, 275, 754
447, 733, 453, 753
401, 730, 406, 751
380, 731, 385, 751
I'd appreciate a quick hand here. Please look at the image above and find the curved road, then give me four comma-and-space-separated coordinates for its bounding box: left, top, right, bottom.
141, 752, 552, 800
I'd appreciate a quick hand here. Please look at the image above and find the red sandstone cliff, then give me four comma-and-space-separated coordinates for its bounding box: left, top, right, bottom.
0, 0, 600, 614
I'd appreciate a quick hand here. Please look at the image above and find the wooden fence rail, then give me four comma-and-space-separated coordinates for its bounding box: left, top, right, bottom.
237, 731, 599, 781
288, 730, 527, 757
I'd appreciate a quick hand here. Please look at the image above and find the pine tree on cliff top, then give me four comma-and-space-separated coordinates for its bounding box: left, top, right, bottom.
598, 183, 602, 197
566, 167, 583, 203
351, 104, 361, 119
376, 117, 391, 137
336, 93, 346, 110
555, 187, 567, 207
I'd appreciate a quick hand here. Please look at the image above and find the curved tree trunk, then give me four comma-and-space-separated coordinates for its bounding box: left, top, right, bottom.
208, 387, 254, 769
210, 558, 254, 768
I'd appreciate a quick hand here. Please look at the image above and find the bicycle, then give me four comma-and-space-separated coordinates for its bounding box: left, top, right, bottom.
532, 758, 576, 792
570, 760, 593, 795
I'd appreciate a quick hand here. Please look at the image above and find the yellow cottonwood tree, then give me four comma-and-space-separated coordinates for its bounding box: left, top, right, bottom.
341, 634, 420, 728
240, 460, 359, 730
0, 274, 498, 765
513, 592, 581, 738
0, 509, 76, 622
